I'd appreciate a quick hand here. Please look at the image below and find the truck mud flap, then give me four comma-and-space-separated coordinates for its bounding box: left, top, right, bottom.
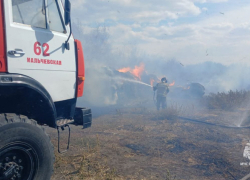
74, 107, 92, 129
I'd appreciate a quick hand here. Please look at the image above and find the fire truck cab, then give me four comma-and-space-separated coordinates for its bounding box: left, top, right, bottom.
0, 0, 91, 179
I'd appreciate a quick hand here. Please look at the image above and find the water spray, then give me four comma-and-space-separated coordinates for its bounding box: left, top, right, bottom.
114, 77, 152, 87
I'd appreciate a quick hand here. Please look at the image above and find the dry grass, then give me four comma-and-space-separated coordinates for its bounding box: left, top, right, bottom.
52, 135, 123, 180
115, 104, 183, 121
165, 169, 176, 180
150, 104, 183, 121
202, 90, 250, 110
49, 100, 250, 180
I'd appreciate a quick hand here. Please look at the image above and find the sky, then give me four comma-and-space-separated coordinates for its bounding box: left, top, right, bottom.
71, 0, 250, 65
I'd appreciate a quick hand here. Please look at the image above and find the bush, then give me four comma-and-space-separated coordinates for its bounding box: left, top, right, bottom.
202, 90, 250, 110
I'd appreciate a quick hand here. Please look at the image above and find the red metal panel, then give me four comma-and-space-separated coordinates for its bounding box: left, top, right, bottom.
0, 0, 7, 72
75, 39, 85, 97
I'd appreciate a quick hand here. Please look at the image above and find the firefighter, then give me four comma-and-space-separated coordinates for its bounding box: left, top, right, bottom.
153, 77, 170, 110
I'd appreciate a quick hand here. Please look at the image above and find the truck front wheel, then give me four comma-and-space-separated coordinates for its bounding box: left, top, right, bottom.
0, 113, 54, 180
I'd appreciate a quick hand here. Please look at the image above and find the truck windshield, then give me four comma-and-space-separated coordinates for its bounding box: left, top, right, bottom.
12, 0, 46, 28
12, 0, 65, 33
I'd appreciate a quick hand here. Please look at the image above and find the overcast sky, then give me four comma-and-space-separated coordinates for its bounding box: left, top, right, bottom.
71, 0, 250, 65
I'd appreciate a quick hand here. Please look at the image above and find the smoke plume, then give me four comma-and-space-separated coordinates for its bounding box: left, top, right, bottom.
72, 23, 250, 108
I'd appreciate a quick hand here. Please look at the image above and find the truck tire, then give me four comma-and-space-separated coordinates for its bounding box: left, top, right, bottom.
0, 113, 54, 180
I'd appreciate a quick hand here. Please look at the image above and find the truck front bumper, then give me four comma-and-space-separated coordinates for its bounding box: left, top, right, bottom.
74, 107, 92, 129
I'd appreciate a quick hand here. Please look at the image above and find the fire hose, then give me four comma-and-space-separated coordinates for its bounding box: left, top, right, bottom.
178, 116, 250, 129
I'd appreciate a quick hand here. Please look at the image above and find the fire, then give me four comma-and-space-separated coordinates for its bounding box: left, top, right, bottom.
118, 63, 145, 80
169, 81, 175, 87
150, 79, 155, 87
132, 63, 145, 80
118, 67, 131, 73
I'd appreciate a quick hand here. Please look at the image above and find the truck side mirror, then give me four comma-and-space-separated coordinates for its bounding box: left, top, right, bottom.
65, 0, 71, 26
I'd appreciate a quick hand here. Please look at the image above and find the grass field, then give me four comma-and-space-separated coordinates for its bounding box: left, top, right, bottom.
48, 100, 250, 180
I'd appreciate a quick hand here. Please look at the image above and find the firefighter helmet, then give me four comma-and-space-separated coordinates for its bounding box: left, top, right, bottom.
161, 77, 167, 83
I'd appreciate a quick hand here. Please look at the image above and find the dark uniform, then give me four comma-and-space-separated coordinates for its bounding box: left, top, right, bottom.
153, 79, 169, 110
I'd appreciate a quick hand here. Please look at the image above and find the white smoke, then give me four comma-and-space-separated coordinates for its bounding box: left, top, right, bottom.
72, 23, 250, 107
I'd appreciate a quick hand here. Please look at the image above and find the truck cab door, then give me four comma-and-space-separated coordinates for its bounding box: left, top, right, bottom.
3, 0, 76, 102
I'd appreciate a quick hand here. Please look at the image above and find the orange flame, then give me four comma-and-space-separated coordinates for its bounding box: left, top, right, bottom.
118, 67, 131, 73
131, 63, 145, 80
169, 81, 175, 87
118, 63, 145, 80
150, 79, 155, 87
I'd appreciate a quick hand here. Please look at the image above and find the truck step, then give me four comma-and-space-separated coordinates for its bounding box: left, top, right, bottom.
56, 119, 74, 127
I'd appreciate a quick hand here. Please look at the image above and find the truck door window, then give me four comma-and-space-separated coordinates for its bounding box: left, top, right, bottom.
47, 0, 65, 33
12, 0, 46, 29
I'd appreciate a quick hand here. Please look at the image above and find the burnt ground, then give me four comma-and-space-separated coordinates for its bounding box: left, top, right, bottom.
48, 106, 250, 180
